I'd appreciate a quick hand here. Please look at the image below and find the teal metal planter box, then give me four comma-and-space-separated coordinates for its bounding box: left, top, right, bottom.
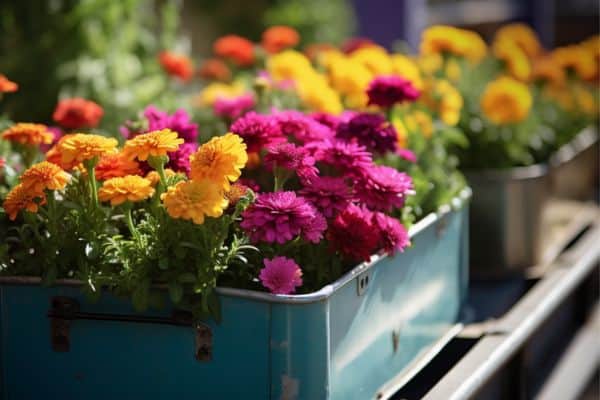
0, 189, 471, 400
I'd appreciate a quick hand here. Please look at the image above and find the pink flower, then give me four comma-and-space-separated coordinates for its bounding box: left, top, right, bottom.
356, 165, 413, 211
167, 142, 197, 174
299, 176, 354, 218
241, 191, 326, 244
273, 110, 335, 143
144, 105, 199, 142
312, 139, 373, 176
396, 148, 417, 163
309, 112, 340, 131
372, 212, 410, 255
336, 113, 398, 154
366, 75, 420, 108
259, 256, 303, 294
264, 142, 318, 184
327, 204, 380, 262
214, 94, 256, 119
230, 112, 284, 152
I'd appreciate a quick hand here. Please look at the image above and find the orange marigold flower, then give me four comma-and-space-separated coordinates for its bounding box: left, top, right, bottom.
481, 76, 532, 125
493, 39, 531, 81
225, 182, 249, 206
0, 74, 18, 93
161, 179, 228, 224
98, 175, 155, 206
213, 35, 255, 67
95, 152, 142, 181
122, 129, 183, 162
262, 26, 300, 54
20, 161, 70, 192
1, 123, 53, 147
158, 51, 194, 82
420, 25, 487, 64
45, 134, 79, 170
189, 133, 247, 190
58, 133, 118, 165
199, 58, 231, 82
552, 45, 597, 80
2, 183, 46, 220
532, 56, 566, 86
53, 98, 104, 129
494, 24, 542, 58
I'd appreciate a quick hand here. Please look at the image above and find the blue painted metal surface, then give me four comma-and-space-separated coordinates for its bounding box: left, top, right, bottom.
0, 190, 470, 400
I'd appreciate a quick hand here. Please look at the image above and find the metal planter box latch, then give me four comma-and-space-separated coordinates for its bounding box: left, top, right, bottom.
48, 296, 212, 361
356, 269, 371, 296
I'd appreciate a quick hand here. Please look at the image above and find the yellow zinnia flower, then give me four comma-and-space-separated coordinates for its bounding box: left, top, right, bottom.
20, 161, 70, 192
267, 50, 314, 82
2, 183, 46, 220
405, 110, 434, 138
481, 76, 532, 124
420, 26, 487, 64
189, 133, 248, 190
350, 46, 394, 75
98, 175, 155, 206
392, 117, 408, 149
493, 38, 531, 81
161, 179, 229, 225
552, 45, 597, 80
122, 129, 183, 161
58, 133, 118, 165
196, 81, 246, 107
391, 54, 423, 90
494, 24, 542, 59
422, 79, 464, 126
298, 76, 343, 114
1, 123, 53, 147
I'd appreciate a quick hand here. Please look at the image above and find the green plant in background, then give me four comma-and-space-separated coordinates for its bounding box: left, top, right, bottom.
0, 0, 186, 134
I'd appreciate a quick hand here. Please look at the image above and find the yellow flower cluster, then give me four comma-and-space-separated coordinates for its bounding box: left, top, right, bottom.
196, 81, 246, 106
493, 39, 531, 82
98, 175, 155, 206
267, 50, 343, 114
422, 79, 463, 126
58, 133, 118, 165
420, 25, 487, 64
162, 133, 248, 224
481, 76, 532, 125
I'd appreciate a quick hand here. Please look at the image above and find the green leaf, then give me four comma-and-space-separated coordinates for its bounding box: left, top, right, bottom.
158, 257, 169, 270
168, 281, 183, 304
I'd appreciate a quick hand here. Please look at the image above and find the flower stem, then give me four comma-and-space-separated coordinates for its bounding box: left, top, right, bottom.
83, 158, 100, 209
148, 155, 168, 193
125, 206, 139, 242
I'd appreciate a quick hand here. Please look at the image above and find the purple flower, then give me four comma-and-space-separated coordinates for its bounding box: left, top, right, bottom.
264, 142, 318, 184
309, 112, 340, 131
230, 112, 284, 153
372, 212, 410, 255
299, 176, 354, 218
144, 105, 199, 142
238, 178, 262, 193
336, 113, 398, 154
273, 110, 335, 143
356, 165, 413, 211
396, 148, 417, 163
167, 142, 197, 174
41, 126, 63, 153
312, 139, 373, 176
366, 75, 420, 108
241, 191, 326, 244
214, 94, 256, 120
259, 256, 303, 294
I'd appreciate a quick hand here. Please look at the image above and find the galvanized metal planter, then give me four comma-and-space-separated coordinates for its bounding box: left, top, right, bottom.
466, 164, 551, 278
550, 127, 599, 201
0, 189, 471, 400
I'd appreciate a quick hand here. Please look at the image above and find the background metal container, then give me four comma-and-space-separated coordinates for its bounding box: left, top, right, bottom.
466, 166, 551, 278
550, 127, 599, 201
0, 190, 471, 400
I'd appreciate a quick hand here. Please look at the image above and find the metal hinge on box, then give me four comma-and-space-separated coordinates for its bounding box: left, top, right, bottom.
48, 296, 212, 361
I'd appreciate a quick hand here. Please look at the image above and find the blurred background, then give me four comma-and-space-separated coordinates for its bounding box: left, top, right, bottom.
0, 0, 598, 129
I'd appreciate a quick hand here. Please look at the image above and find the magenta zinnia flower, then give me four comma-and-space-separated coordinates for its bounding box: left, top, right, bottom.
144, 105, 199, 142
336, 113, 398, 154
230, 112, 284, 152
372, 212, 410, 255
356, 165, 413, 211
259, 256, 303, 294
167, 142, 197, 174
366, 75, 420, 108
309, 112, 341, 131
299, 176, 354, 218
241, 191, 326, 244
312, 139, 373, 176
214, 94, 256, 120
273, 110, 335, 143
396, 148, 417, 163
264, 142, 318, 184
327, 204, 380, 262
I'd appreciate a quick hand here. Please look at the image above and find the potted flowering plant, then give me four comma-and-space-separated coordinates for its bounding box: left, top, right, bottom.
0, 27, 470, 400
